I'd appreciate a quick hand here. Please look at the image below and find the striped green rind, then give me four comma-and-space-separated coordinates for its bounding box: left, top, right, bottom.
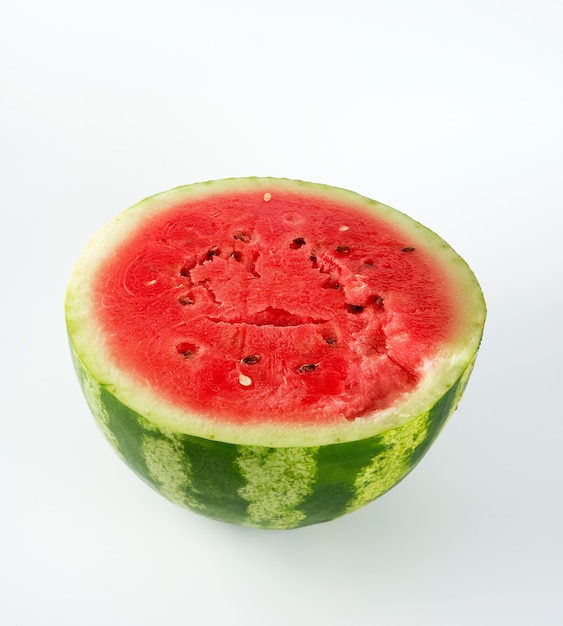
72, 344, 475, 530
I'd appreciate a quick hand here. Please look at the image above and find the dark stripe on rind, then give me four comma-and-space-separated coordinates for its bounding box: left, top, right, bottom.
99, 386, 250, 524
100, 388, 151, 479
176, 433, 250, 523
300, 366, 470, 527
408, 364, 470, 469
298, 437, 389, 526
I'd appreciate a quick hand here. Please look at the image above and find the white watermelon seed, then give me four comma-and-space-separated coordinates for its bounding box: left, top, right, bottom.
239, 373, 253, 386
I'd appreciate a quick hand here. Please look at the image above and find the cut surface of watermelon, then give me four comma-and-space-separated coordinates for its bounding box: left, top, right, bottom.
66, 178, 485, 528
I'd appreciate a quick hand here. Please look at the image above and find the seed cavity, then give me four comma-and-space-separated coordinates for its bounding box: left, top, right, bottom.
345, 303, 364, 314
242, 354, 261, 365
176, 342, 198, 358
206, 246, 220, 259
231, 250, 242, 262
290, 237, 307, 249
298, 363, 318, 373
322, 279, 340, 290
239, 373, 253, 386
402, 246, 416, 252
336, 245, 350, 254
373, 295, 384, 306
178, 294, 194, 306
234, 231, 250, 243
325, 337, 337, 346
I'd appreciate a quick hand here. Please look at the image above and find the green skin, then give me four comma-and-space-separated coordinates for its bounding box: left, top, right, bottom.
73, 344, 475, 530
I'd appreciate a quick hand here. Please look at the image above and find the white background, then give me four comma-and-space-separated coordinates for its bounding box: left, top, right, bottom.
2, 1, 562, 624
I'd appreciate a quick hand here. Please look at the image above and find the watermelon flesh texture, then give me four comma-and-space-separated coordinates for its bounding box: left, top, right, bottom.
95, 190, 454, 424
66, 178, 486, 529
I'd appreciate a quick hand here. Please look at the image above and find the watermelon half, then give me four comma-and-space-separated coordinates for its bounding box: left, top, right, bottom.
65, 178, 486, 529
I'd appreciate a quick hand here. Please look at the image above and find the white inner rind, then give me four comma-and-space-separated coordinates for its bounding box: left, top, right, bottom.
65, 177, 486, 448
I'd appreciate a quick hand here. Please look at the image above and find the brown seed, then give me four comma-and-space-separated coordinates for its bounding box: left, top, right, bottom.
242, 354, 261, 364
298, 363, 318, 373
346, 303, 364, 314
290, 237, 307, 249
336, 245, 350, 253
178, 296, 194, 306
325, 337, 337, 345
402, 246, 416, 252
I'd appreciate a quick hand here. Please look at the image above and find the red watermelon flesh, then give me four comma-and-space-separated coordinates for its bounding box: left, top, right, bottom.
93, 187, 457, 425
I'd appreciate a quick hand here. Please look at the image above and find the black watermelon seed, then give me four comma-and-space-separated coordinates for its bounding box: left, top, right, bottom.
336, 245, 350, 253
242, 354, 261, 365
290, 237, 307, 249
298, 363, 318, 373
346, 303, 364, 314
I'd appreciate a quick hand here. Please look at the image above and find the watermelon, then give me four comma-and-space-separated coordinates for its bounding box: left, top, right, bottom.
65, 177, 485, 529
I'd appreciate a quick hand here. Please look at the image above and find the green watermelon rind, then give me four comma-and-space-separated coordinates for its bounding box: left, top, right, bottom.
66, 177, 486, 529
71, 342, 476, 530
